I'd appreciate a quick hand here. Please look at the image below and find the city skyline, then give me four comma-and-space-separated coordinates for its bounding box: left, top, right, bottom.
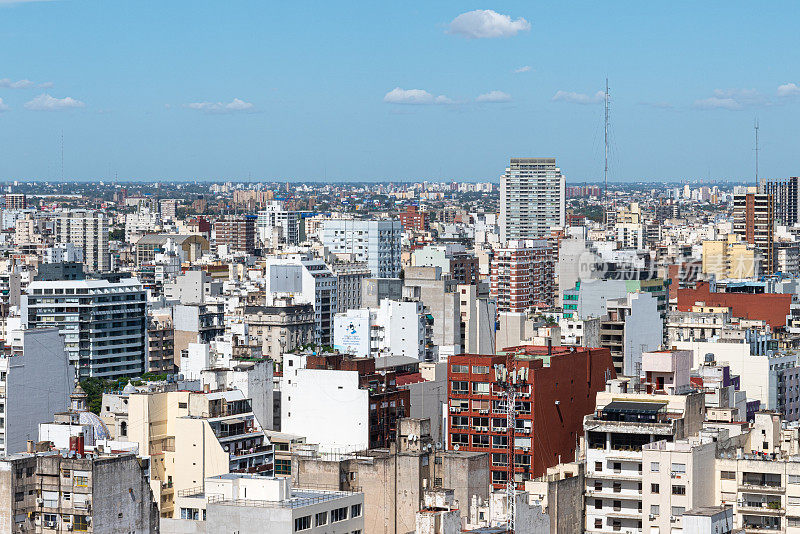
2, 1, 800, 182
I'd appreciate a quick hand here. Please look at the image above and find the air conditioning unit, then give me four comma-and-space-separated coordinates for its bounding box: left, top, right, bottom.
648, 515, 656, 520
45, 521, 57, 528
670, 516, 677, 522
35, 498, 43, 506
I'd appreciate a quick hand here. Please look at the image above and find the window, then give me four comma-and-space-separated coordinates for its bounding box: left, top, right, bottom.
651, 483, 660, 494
594, 480, 602, 491
295, 515, 312, 531
472, 365, 490, 374
720, 471, 735, 480
178, 402, 188, 409
671, 506, 685, 516
671, 463, 686, 474
472, 382, 490, 395
74, 475, 88, 487
451, 365, 468, 374
613, 482, 621, 493
789, 475, 800, 484
331, 507, 348, 522
451, 381, 468, 394
351, 504, 362, 518
650, 505, 660, 516
595, 499, 602, 510
651, 462, 659, 472
788, 517, 800, 528
595, 519, 602, 529
595, 461, 602, 472
43, 513, 58, 526
315, 511, 328, 526
613, 462, 621, 472
672, 485, 686, 495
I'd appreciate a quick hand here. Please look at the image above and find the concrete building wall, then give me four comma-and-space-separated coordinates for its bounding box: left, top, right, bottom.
281, 363, 369, 453
4, 328, 74, 455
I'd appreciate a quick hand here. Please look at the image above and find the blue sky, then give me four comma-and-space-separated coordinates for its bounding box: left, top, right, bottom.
1, 1, 800, 182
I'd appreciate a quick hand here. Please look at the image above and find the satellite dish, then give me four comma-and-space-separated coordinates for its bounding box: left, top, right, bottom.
454, 444, 460, 451
436, 442, 442, 450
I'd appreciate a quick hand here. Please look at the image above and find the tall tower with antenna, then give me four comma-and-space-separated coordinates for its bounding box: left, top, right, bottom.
60, 131, 64, 182
754, 118, 760, 187
603, 78, 610, 224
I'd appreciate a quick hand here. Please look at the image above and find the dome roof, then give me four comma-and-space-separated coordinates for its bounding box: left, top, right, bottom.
122, 382, 137, 395
78, 411, 111, 441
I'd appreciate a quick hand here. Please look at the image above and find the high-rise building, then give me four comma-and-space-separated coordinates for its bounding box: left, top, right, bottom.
447, 345, 614, 489
321, 219, 402, 278
732, 187, 775, 274
256, 201, 304, 246
500, 157, 566, 242
762, 176, 799, 226
53, 210, 110, 272
21, 276, 148, 379
4, 193, 26, 210
490, 239, 555, 313
398, 204, 428, 233
214, 215, 256, 254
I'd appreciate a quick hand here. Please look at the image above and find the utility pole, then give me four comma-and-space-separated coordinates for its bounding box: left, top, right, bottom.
493, 357, 529, 534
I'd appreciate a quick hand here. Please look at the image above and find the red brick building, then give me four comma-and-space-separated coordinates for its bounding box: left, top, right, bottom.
399, 205, 428, 233
305, 353, 410, 449
447, 346, 615, 488
214, 215, 257, 254
677, 281, 790, 328
490, 240, 555, 312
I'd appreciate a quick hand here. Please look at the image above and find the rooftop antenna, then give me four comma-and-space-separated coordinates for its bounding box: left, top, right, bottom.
754, 118, 760, 187
60, 130, 64, 182
604, 78, 610, 224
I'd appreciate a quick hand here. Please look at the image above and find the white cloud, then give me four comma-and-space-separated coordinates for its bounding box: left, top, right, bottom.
552, 90, 604, 105
383, 87, 454, 105
0, 78, 35, 89
514, 65, 531, 74
693, 89, 764, 110
694, 96, 741, 110
186, 98, 255, 114
476, 90, 512, 103
24, 93, 84, 111
0, 98, 8, 112
777, 83, 800, 97
448, 10, 531, 39
38, 81, 53, 88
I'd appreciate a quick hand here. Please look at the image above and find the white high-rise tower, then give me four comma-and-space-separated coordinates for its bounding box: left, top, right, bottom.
499, 157, 566, 243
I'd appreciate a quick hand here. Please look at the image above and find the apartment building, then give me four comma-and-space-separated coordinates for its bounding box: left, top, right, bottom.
398, 204, 428, 233
214, 215, 257, 254
53, 210, 109, 272
147, 312, 176, 373
583, 374, 705, 534
0, 328, 74, 456
333, 299, 433, 361
641, 436, 718, 533
447, 346, 615, 489
21, 276, 148, 379
165, 474, 364, 534
491, 239, 555, 313
0, 446, 159, 533
733, 187, 775, 274
321, 218, 402, 278
256, 201, 305, 246
240, 298, 315, 363
4, 193, 26, 210
104, 387, 274, 518
411, 244, 479, 285
329, 261, 371, 313
499, 157, 566, 242
265, 255, 337, 345
281, 352, 410, 451
293, 418, 489, 534
599, 292, 662, 376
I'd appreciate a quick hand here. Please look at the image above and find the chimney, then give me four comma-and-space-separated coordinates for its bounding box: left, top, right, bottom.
26, 440, 34, 453
547, 338, 552, 356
